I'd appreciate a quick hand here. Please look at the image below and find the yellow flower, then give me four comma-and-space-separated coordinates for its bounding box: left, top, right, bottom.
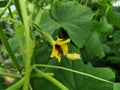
50, 38, 70, 62
66, 53, 81, 60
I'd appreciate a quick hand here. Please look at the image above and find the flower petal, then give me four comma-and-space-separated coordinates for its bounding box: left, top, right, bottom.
56, 54, 61, 62
50, 46, 58, 57
61, 44, 68, 55
62, 39, 70, 44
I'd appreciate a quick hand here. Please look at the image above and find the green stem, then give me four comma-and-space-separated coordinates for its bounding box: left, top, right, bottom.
15, 29, 26, 64
8, 7, 13, 18
94, 9, 99, 20
105, 5, 110, 16
0, 27, 21, 72
7, 76, 26, 90
35, 64, 114, 84
16, 0, 35, 90
0, 72, 21, 78
34, 9, 43, 24
10, 18, 25, 63
0, 0, 13, 18
80, 0, 83, 4
32, 23, 54, 45
9, 18, 22, 25
34, 68, 68, 90
85, 0, 89, 6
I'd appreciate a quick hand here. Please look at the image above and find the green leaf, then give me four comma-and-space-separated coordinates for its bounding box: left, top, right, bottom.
113, 83, 120, 90
69, 61, 114, 90
34, 68, 68, 90
14, 0, 23, 21
85, 30, 105, 58
99, 17, 113, 34
0, 0, 12, 18
85, 18, 113, 58
113, 31, 120, 44
107, 7, 120, 28
34, 60, 115, 90
0, 1, 7, 8
0, 28, 21, 72
34, 44, 115, 90
33, 44, 51, 64
0, 76, 7, 89
40, 1, 93, 48
40, 12, 60, 34
1, 36, 24, 57
9, 37, 20, 53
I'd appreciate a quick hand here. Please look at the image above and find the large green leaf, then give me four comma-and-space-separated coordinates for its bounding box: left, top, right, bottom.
33, 44, 115, 90
40, 1, 93, 48
40, 12, 60, 34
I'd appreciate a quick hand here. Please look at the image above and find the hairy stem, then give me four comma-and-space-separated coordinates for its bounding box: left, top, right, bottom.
0, 26, 21, 72
0, 72, 21, 78
0, 0, 13, 18
34, 68, 68, 90
15, 0, 35, 90
35, 64, 114, 84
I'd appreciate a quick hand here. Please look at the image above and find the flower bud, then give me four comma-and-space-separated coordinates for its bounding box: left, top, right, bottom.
66, 53, 81, 60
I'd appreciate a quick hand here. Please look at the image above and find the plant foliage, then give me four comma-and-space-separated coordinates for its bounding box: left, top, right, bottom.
0, 0, 120, 90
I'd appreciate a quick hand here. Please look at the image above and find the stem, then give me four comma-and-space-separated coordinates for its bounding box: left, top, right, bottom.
0, 27, 21, 72
7, 76, 26, 90
34, 9, 43, 24
0, 0, 13, 18
16, 0, 35, 90
80, 0, 83, 4
10, 18, 25, 63
35, 64, 114, 84
34, 68, 68, 90
9, 18, 22, 25
15, 29, 26, 64
94, 9, 99, 20
0, 72, 21, 78
8, 7, 13, 18
105, 5, 110, 16
32, 23, 54, 45
85, 0, 89, 6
